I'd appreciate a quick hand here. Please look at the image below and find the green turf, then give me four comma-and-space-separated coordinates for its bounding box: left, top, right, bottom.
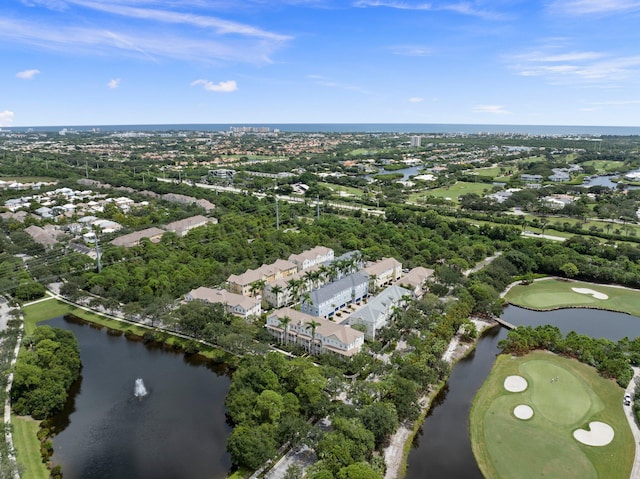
415, 181, 492, 203
505, 278, 640, 316
11, 415, 49, 479
471, 351, 634, 479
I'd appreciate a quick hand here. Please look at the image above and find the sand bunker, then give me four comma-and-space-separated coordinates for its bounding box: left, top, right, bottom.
513, 404, 534, 420
573, 422, 614, 446
504, 375, 528, 392
572, 287, 609, 300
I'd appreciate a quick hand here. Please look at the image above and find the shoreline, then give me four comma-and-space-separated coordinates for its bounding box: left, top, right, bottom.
382, 317, 498, 479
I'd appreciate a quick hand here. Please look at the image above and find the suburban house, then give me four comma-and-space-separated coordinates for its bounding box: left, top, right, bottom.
24, 225, 59, 249
162, 215, 217, 237
300, 272, 369, 319
288, 246, 334, 271
363, 257, 403, 290
110, 227, 165, 247
347, 284, 411, 340
397, 267, 434, 298
185, 287, 262, 319
266, 307, 365, 357
227, 259, 298, 296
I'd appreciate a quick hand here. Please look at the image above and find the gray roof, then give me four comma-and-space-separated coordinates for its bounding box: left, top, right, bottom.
309, 272, 368, 304
347, 284, 411, 325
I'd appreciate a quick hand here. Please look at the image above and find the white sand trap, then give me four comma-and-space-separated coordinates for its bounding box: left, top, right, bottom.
513, 404, 534, 420
504, 375, 528, 392
572, 287, 609, 300
573, 422, 615, 446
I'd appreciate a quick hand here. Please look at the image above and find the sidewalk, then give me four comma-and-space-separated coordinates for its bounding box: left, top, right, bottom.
624, 367, 640, 479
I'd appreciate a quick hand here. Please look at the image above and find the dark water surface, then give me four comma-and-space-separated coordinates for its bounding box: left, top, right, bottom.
405, 305, 640, 478
45, 315, 232, 479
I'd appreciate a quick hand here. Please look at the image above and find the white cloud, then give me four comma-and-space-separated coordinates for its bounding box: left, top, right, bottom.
191, 79, 238, 92
509, 48, 640, 85
0, 110, 15, 127
107, 78, 121, 89
548, 0, 640, 15
16, 69, 41, 79
353, 0, 508, 20
472, 104, 510, 114
0, 17, 283, 64
409, 97, 424, 103
389, 45, 432, 56
306, 75, 370, 94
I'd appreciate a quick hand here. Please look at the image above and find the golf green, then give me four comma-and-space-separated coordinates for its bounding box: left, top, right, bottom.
505, 279, 640, 317
471, 351, 634, 479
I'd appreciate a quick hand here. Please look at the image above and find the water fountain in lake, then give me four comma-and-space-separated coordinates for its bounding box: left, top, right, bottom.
134, 378, 148, 398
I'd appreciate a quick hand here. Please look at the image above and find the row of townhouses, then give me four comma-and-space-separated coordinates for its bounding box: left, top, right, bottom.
266, 307, 365, 357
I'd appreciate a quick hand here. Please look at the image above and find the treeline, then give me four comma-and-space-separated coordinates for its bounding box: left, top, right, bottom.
498, 324, 636, 387
11, 326, 81, 419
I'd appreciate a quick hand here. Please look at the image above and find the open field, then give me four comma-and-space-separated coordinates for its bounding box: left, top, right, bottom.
504, 279, 640, 316
11, 415, 49, 479
413, 181, 492, 203
581, 160, 625, 173
470, 351, 633, 479
318, 182, 364, 198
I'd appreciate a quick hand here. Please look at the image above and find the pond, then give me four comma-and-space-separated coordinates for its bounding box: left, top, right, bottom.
405, 305, 640, 478
44, 315, 232, 479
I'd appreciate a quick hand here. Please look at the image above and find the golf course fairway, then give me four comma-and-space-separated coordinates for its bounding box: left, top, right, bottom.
470, 350, 634, 479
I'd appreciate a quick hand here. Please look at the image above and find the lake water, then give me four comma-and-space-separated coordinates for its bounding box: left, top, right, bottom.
44, 315, 232, 479
405, 305, 640, 478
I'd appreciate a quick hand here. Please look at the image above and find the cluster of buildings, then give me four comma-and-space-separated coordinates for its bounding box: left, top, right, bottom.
109, 215, 217, 248
185, 246, 434, 357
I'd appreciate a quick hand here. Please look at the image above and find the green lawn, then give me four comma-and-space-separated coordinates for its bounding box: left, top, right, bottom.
470, 351, 634, 479
505, 278, 640, 316
318, 182, 364, 198
415, 181, 492, 203
11, 415, 49, 479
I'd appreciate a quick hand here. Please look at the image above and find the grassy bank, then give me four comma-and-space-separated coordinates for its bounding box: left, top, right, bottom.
470, 350, 633, 479
504, 278, 640, 317
11, 415, 49, 479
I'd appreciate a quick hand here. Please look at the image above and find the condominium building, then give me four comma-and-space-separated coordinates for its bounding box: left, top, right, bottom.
266, 307, 364, 357
185, 287, 261, 319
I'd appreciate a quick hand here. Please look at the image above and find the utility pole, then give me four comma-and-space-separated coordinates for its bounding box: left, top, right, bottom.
85, 162, 89, 178
317, 195, 320, 219
94, 234, 102, 273
276, 196, 280, 230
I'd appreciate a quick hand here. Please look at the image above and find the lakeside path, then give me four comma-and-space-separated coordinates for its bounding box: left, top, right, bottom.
382, 318, 496, 479
624, 367, 640, 479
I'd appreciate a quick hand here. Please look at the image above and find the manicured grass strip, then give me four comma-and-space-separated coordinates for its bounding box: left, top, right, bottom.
11, 415, 49, 479
505, 278, 640, 317
22, 299, 148, 336
470, 351, 634, 479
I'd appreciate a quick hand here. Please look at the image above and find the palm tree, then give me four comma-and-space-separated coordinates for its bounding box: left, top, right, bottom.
540, 218, 549, 237
300, 292, 312, 312
308, 319, 320, 354
271, 284, 284, 307
287, 278, 302, 306
250, 279, 266, 298
278, 315, 292, 345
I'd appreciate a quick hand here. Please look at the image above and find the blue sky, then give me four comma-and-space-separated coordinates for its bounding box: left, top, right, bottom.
2, 0, 640, 127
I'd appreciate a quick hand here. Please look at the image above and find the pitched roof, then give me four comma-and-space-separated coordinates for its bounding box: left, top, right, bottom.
309, 272, 368, 304
187, 287, 259, 310
347, 284, 410, 325
364, 257, 402, 276
269, 307, 364, 345
110, 227, 165, 247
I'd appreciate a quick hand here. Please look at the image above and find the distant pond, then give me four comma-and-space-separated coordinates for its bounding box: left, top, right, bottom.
405, 305, 640, 478
45, 315, 232, 479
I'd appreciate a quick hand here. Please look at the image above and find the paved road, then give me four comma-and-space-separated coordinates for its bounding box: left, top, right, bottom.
624, 367, 640, 479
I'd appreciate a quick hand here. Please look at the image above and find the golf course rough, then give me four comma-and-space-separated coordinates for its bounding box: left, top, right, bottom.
470, 351, 634, 479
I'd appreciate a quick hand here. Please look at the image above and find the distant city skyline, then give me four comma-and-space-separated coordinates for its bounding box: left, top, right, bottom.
2, 1, 640, 127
